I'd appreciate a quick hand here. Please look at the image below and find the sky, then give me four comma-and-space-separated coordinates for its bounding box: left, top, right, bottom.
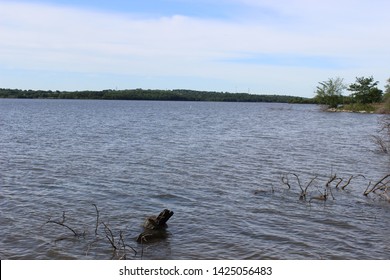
0, 0, 389, 97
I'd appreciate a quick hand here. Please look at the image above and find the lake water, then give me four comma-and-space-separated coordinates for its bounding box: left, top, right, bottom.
0, 99, 389, 259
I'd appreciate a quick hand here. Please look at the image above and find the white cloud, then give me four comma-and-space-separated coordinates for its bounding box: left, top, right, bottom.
0, 0, 389, 96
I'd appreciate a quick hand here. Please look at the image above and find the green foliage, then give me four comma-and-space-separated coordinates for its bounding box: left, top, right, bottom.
348, 76, 383, 104
0, 88, 309, 104
340, 103, 376, 113
314, 77, 346, 108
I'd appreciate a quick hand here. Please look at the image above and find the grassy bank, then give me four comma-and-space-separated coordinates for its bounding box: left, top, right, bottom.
332, 101, 390, 114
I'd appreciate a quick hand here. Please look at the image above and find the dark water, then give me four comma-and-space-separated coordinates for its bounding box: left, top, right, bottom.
0, 99, 389, 259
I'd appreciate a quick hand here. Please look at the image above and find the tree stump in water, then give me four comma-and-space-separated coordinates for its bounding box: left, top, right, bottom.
137, 209, 174, 243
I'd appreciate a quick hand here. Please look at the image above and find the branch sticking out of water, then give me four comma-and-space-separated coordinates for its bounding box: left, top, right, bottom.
291, 173, 317, 200
340, 174, 365, 190
371, 115, 390, 153
364, 174, 390, 196
326, 174, 338, 188
276, 173, 390, 203
45, 211, 83, 237
281, 174, 291, 189
309, 189, 328, 202
102, 222, 117, 251
92, 204, 99, 235
46, 204, 139, 259
334, 178, 343, 189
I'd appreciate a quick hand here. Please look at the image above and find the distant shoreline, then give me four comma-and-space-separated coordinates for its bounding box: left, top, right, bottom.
0, 88, 311, 104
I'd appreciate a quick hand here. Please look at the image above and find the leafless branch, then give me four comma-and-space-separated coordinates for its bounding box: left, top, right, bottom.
340, 174, 365, 190
371, 115, 390, 153
281, 174, 291, 189
364, 174, 390, 196
45, 211, 79, 237
291, 173, 317, 200
326, 174, 337, 188
102, 222, 117, 250
291, 173, 303, 191
334, 178, 343, 189
305, 176, 318, 192
92, 204, 99, 235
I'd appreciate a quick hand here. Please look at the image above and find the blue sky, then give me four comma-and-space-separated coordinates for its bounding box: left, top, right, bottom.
25, 0, 277, 19
0, 0, 389, 97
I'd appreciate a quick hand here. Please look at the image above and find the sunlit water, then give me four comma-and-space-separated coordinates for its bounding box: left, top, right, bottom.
0, 99, 389, 259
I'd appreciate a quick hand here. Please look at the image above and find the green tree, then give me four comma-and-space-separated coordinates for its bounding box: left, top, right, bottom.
348, 76, 383, 104
315, 77, 346, 108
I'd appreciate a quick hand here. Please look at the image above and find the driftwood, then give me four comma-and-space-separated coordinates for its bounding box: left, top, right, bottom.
137, 209, 174, 243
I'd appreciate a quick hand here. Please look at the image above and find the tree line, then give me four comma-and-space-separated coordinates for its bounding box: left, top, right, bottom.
314, 76, 390, 113
0, 88, 311, 103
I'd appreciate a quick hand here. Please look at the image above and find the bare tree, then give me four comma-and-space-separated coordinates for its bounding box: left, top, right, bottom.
371, 115, 390, 153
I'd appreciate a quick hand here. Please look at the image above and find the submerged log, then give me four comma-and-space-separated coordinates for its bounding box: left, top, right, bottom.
137, 209, 174, 243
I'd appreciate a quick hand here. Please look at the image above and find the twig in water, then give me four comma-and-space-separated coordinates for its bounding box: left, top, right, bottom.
117, 231, 137, 259
306, 176, 318, 191
85, 238, 101, 256
102, 222, 117, 250
281, 174, 291, 189
310, 189, 328, 202
364, 174, 390, 196
291, 173, 302, 191
334, 178, 343, 189
46, 211, 79, 237
326, 174, 338, 188
340, 174, 365, 190
119, 231, 127, 260
292, 173, 317, 200
327, 185, 335, 200
291, 173, 305, 200
92, 204, 100, 235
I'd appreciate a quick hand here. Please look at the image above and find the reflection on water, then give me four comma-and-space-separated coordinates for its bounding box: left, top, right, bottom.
0, 99, 389, 259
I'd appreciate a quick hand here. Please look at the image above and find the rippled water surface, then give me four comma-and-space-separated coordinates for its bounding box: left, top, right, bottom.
0, 99, 389, 259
